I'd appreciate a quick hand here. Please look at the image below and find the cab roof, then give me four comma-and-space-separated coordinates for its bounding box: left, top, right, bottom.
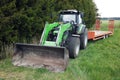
60, 10, 82, 14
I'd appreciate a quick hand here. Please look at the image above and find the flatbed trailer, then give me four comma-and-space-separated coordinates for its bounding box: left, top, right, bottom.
88, 20, 114, 40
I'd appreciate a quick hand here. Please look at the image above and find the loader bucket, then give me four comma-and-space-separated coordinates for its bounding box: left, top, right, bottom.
12, 43, 69, 72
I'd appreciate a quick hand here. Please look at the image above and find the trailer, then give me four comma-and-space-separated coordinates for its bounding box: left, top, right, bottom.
88, 20, 114, 40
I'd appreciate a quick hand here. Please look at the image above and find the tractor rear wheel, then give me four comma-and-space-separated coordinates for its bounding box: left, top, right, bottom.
68, 37, 80, 58
80, 28, 88, 49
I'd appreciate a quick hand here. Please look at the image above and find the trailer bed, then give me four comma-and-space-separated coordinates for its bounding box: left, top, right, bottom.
88, 20, 114, 40
88, 30, 113, 40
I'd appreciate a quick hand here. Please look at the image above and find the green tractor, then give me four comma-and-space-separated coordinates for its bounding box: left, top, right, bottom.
12, 10, 88, 72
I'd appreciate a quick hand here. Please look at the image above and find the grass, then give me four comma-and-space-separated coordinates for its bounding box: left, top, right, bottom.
0, 20, 120, 80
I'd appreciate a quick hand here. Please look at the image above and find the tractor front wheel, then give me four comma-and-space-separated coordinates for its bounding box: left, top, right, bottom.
68, 37, 80, 58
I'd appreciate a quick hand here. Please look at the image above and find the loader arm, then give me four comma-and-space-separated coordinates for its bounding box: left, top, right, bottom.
56, 23, 71, 46
40, 22, 71, 46
40, 22, 59, 45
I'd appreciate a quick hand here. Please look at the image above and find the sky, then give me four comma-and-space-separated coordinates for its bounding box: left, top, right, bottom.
93, 0, 120, 17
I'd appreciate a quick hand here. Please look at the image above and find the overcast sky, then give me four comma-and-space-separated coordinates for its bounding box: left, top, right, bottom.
93, 0, 120, 17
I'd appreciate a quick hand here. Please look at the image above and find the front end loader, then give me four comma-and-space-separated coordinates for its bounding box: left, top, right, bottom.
12, 10, 88, 72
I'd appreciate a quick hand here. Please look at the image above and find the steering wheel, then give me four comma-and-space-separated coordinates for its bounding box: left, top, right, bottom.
70, 20, 75, 25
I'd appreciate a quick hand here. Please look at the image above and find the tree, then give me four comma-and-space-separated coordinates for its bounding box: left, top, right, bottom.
0, 0, 97, 59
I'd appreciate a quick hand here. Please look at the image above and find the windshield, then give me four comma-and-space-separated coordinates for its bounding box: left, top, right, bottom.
60, 14, 76, 22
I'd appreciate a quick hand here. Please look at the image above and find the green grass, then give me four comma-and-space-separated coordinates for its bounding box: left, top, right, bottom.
0, 20, 120, 80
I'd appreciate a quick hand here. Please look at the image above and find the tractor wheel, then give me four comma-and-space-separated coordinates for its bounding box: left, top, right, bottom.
80, 28, 88, 49
68, 37, 80, 58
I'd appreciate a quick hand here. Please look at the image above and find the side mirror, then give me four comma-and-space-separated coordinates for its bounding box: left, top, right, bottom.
81, 12, 84, 18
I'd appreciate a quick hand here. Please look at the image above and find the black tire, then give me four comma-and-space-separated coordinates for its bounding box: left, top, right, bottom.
80, 28, 88, 49
68, 37, 80, 58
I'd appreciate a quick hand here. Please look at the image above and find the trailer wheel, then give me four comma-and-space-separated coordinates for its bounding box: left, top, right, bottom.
80, 28, 88, 49
105, 35, 109, 38
103, 35, 108, 39
68, 37, 80, 58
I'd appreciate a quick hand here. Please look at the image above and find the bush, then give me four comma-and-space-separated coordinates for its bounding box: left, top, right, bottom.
0, 0, 97, 59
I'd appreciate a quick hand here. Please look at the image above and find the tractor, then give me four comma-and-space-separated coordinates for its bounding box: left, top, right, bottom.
12, 10, 88, 72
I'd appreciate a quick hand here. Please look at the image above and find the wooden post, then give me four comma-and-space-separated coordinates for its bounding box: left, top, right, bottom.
95, 19, 101, 30
108, 20, 114, 33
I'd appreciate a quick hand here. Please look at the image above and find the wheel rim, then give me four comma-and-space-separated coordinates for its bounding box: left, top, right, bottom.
84, 33, 88, 47
75, 44, 80, 56
105, 35, 108, 38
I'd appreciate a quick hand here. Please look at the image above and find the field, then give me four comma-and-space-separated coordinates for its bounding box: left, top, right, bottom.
0, 20, 120, 80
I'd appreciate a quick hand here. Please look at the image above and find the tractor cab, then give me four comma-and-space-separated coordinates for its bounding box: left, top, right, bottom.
59, 10, 84, 25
